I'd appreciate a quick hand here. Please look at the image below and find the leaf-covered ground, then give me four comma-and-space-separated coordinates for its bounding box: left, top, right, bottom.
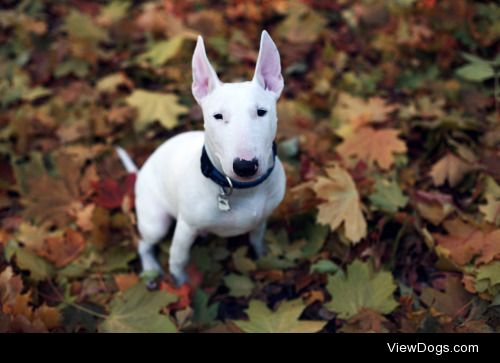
1, 0, 500, 333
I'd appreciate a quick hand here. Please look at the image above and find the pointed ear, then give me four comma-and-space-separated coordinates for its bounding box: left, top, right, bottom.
253, 30, 284, 98
192, 36, 220, 103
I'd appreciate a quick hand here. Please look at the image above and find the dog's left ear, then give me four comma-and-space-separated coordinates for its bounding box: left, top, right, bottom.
253, 30, 284, 98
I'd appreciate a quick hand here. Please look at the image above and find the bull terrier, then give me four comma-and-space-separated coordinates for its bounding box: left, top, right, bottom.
117, 30, 286, 285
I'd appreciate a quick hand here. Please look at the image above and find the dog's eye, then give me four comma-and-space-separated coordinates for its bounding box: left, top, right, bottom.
257, 109, 267, 117
213, 113, 223, 120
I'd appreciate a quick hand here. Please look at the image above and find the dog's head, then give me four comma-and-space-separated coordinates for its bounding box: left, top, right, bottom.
192, 30, 283, 181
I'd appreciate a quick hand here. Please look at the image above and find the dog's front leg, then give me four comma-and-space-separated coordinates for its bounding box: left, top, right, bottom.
249, 221, 267, 258
169, 218, 197, 286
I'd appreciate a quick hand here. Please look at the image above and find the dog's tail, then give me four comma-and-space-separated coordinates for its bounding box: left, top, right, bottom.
116, 146, 138, 173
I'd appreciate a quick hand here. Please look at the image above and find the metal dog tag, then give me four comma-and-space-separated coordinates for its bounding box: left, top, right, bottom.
217, 177, 233, 212
217, 192, 231, 211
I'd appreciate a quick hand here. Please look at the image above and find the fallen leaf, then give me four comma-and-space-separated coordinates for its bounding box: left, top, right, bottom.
114, 273, 139, 292
336, 127, 407, 170
37, 228, 85, 268
326, 260, 398, 319
421, 275, 472, 317
99, 283, 177, 332
433, 219, 500, 266
233, 299, 326, 333
312, 164, 367, 243
126, 90, 188, 131
223, 274, 255, 298
369, 177, 408, 213
333, 93, 397, 137
429, 153, 474, 187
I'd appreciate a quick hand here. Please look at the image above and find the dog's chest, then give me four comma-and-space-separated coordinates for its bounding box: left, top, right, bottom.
199, 191, 272, 237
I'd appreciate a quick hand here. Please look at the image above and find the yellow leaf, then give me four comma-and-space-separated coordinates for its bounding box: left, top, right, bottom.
126, 90, 188, 131
312, 164, 367, 243
233, 299, 326, 333
336, 126, 407, 170
479, 194, 500, 226
333, 93, 397, 138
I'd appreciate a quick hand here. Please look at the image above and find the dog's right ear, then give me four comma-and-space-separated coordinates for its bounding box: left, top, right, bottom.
192, 36, 220, 103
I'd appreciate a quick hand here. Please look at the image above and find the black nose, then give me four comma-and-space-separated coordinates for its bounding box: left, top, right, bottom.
233, 158, 259, 178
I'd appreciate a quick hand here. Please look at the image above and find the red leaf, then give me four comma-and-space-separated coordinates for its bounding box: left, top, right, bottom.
93, 174, 136, 209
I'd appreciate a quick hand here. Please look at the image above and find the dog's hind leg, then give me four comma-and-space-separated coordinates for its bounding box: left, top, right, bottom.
169, 218, 197, 286
136, 200, 172, 276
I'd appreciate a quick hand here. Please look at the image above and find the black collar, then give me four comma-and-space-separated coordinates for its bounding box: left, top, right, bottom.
200, 142, 277, 189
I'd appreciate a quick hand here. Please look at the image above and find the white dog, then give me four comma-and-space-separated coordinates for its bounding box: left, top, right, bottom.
117, 31, 286, 285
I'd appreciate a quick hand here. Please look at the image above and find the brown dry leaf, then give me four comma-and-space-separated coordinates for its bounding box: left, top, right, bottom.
333, 93, 397, 137
312, 164, 367, 243
421, 275, 472, 317
23, 175, 81, 228
0, 267, 23, 306
33, 304, 60, 330
429, 153, 474, 187
37, 228, 85, 268
339, 308, 389, 333
75, 203, 95, 232
114, 273, 139, 292
433, 219, 500, 266
415, 190, 454, 225
336, 126, 407, 170
1, 267, 60, 332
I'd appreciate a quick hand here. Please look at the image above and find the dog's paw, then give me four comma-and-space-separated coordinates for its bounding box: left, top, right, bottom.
171, 269, 188, 287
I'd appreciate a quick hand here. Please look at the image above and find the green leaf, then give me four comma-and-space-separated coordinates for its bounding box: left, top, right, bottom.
232, 246, 257, 274
310, 259, 340, 274
98, 1, 130, 24
326, 260, 398, 319
137, 35, 185, 66
126, 90, 188, 131
456, 63, 495, 82
369, 177, 408, 213
192, 289, 219, 327
301, 223, 329, 258
224, 274, 255, 298
233, 299, 326, 333
475, 261, 500, 296
99, 283, 177, 332
64, 10, 108, 44
6, 240, 54, 281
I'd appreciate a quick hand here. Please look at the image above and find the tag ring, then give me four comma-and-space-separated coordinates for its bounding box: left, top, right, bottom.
221, 175, 233, 196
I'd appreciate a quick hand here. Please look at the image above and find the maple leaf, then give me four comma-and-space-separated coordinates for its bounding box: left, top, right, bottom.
479, 194, 500, 226
312, 164, 367, 243
159, 281, 191, 310
37, 228, 85, 268
475, 262, 500, 297
92, 174, 136, 209
99, 283, 177, 333
369, 176, 408, 213
429, 153, 474, 187
433, 219, 500, 266
325, 260, 398, 319
421, 275, 472, 317
0, 267, 60, 332
333, 93, 397, 137
114, 273, 139, 292
22, 175, 81, 228
126, 90, 188, 131
233, 299, 327, 333
336, 126, 407, 170
223, 274, 255, 298
339, 308, 390, 333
